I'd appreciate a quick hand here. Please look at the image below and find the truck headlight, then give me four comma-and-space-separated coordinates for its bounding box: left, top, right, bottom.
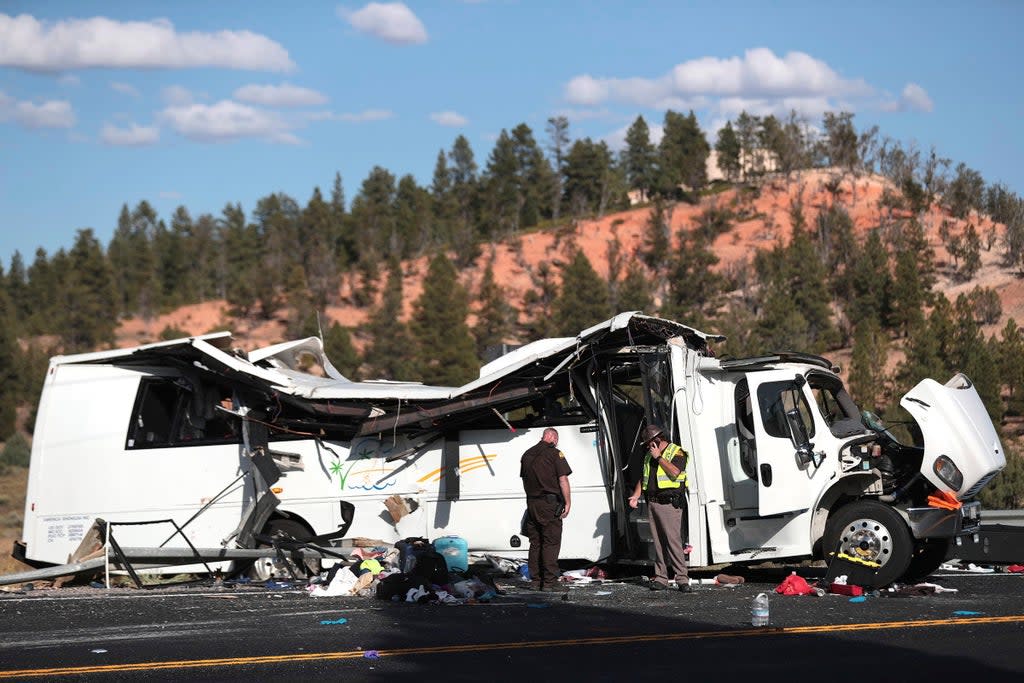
933, 455, 964, 490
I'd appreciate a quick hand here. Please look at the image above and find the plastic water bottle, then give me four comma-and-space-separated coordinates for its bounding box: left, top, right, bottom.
751, 592, 770, 627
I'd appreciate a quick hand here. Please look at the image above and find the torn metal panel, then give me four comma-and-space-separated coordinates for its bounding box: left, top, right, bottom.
356, 385, 541, 436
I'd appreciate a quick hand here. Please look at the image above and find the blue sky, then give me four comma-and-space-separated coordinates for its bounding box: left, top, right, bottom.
1, 1, 1021, 269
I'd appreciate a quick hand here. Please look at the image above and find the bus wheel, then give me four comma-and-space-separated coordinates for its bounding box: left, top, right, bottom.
248, 518, 320, 582
824, 501, 912, 588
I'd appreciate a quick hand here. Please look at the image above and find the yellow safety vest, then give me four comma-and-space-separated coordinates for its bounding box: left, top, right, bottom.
642, 442, 688, 491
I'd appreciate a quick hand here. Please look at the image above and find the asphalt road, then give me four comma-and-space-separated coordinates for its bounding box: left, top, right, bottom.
1, 565, 1022, 682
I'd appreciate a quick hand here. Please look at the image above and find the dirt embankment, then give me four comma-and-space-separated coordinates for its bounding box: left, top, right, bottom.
114, 169, 1015, 354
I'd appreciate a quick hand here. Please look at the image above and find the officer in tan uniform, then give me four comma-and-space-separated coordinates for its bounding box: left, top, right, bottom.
628, 424, 692, 593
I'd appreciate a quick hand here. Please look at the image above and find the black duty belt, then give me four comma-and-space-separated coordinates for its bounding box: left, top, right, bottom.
649, 492, 681, 504
528, 493, 561, 503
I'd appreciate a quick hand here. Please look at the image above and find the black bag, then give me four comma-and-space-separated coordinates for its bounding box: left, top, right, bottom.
375, 572, 427, 601
411, 550, 450, 586
396, 536, 430, 574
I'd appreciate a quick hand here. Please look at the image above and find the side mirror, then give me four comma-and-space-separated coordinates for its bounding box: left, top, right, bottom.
862, 410, 885, 432
785, 408, 816, 466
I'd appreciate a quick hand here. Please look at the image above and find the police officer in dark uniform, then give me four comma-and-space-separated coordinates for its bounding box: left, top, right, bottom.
520, 427, 572, 592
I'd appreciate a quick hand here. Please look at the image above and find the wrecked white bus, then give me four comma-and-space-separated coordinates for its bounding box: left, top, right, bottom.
16, 313, 1005, 586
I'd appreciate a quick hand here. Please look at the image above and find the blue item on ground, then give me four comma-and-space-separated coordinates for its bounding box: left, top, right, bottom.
432, 535, 469, 573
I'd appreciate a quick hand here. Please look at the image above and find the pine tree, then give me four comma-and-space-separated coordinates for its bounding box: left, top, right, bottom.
562, 138, 616, 217
551, 250, 611, 336
5, 250, 28, 332
107, 202, 158, 317
219, 203, 261, 318
790, 206, 838, 350
511, 122, 554, 228
847, 229, 893, 329
283, 264, 316, 338
888, 242, 926, 335
324, 321, 361, 380
167, 206, 199, 304
733, 111, 760, 180
363, 259, 415, 380
25, 248, 57, 334
623, 115, 658, 200
0, 267, 17, 438
951, 295, 1002, 421
350, 166, 398, 305
410, 253, 478, 386
754, 202, 838, 353
521, 261, 559, 340
394, 174, 432, 257
660, 229, 724, 328
639, 199, 671, 272
474, 260, 515, 358
330, 171, 355, 269
482, 129, 521, 237
449, 135, 480, 253
616, 261, 654, 314
714, 121, 742, 182
998, 319, 1024, 407
546, 116, 570, 220
62, 228, 117, 352
895, 299, 951, 394
431, 148, 455, 246
657, 110, 709, 198
848, 316, 888, 413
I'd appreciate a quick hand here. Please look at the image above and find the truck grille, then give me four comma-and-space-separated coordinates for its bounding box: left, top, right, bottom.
962, 470, 1000, 500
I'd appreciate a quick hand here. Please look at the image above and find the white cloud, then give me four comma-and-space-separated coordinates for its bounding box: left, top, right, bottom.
0, 90, 75, 128
159, 190, 182, 200
565, 75, 609, 107
100, 122, 159, 146
159, 100, 300, 144
337, 108, 395, 122
340, 3, 427, 45
0, 13, 295, 72
566, 48, 873, 111
900, 83, 933, 112
430, 110, 467, 127
57, 73, 80, 87
234, 82, 328, 108
161, 85, 194, 106
111, 82, 140, 97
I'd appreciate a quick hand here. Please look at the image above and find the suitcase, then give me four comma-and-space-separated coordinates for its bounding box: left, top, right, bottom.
433, 535, 469, 573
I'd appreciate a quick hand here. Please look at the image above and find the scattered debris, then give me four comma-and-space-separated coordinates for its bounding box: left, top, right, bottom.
714, 573, 745, 585
775, 572, 817, 596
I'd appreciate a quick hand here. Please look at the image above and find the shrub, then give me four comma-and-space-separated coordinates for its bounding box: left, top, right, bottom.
1, 433, 31, 469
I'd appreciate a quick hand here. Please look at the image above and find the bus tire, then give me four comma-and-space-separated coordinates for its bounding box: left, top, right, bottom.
247, 518, 320, 582
824, 500, 912, 588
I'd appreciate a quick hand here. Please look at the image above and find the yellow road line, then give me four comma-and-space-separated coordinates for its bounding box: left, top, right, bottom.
3, 615, 1021, 678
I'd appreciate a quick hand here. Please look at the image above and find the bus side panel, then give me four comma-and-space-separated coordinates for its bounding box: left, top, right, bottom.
331, 427, 612, 560
23, 364, 251, 564
422, 428, 611, 561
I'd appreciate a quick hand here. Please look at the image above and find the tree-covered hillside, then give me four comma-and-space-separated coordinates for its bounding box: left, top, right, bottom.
2, 108, 1024, 507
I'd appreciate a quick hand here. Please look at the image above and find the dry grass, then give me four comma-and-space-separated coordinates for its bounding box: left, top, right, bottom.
0, 467, 28, 576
